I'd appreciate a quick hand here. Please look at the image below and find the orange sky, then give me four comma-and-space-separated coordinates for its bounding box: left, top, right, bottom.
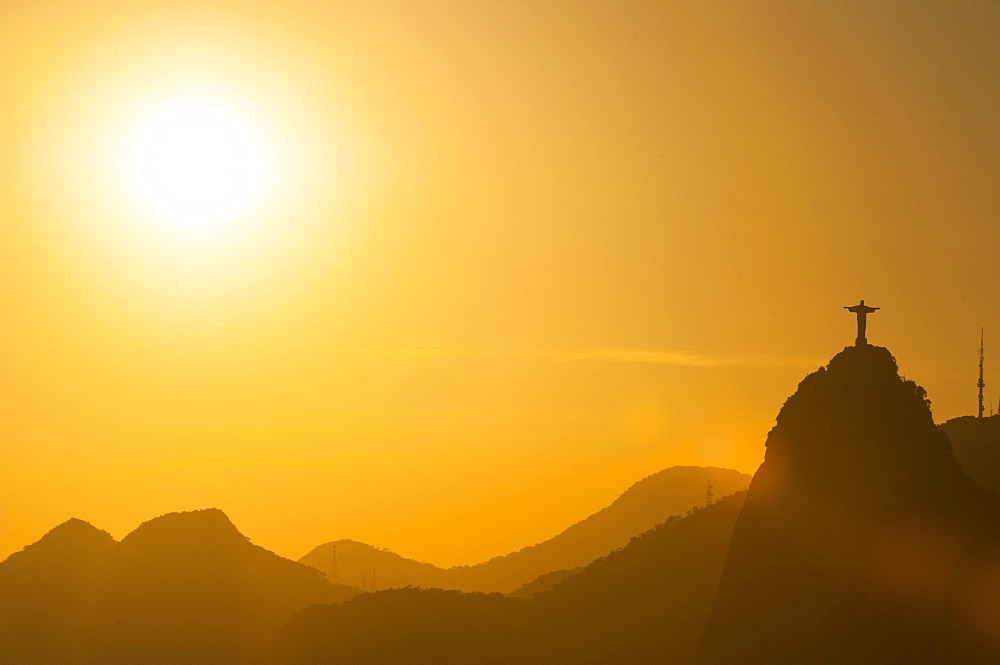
1, 0, 998, 565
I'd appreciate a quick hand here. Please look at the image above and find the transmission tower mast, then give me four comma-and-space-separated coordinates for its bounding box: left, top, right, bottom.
706, 480, 714, 507
979, 328, 986, 418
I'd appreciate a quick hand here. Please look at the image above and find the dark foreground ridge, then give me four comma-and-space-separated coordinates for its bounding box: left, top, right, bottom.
698, 344, 1000, 664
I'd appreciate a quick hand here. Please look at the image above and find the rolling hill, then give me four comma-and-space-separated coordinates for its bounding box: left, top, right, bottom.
299, 465, 750, 593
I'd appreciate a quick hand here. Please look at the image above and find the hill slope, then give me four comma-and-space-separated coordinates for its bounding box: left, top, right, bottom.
299, 465, 750, 593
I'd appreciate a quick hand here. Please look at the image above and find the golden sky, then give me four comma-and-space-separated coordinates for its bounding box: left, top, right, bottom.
1, 0, 998, 565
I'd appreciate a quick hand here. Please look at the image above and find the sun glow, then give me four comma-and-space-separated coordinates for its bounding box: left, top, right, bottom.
127, 102, 266, 230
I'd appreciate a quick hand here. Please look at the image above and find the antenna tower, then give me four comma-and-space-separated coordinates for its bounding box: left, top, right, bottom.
979, 329, 986, 418
330, 544, 338, 583
706, 479, 714, 507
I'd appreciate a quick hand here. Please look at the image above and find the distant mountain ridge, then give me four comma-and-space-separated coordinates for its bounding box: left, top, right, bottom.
299, 465, 750, 593
271, 490, 748, 665
0, 508, 361, 665
0, 467, 750, 663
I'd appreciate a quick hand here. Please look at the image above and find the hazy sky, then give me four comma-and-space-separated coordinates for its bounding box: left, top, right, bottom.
1, 0, 998, 565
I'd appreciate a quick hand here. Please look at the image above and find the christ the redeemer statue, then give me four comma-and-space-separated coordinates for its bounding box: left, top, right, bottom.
844, 300, 879, 346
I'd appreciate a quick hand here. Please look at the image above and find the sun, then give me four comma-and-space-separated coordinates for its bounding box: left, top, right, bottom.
127, 102, 266, 230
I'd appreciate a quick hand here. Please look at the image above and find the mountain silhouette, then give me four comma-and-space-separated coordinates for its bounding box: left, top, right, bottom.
0, 519, 115, 664
17, 345, 999, 665
300, 539, 445, 591
698, 345, 1000, 665
941, 414, 1000, 494
0, 509, 361, 665
299, 465, 749, 593
271, 489, 747, 664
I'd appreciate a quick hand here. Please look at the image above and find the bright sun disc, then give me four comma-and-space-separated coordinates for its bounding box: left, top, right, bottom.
128, 102, 266, 230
